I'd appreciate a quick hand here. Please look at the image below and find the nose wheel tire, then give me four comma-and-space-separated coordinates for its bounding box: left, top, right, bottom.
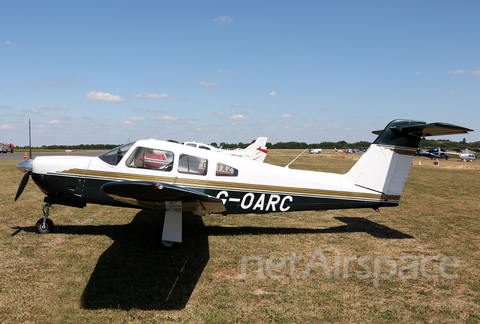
36, 218, 55, 234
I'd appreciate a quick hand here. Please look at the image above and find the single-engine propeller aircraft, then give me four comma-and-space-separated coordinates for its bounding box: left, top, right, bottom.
182, 137, 268, 162
15, 119, 472, 248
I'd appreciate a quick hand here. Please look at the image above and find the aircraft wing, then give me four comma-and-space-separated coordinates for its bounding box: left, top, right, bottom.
372, 122, 473, 136
100, 181, 226, 214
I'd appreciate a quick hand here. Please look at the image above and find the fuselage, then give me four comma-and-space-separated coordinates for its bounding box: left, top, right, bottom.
29, 139, 398, 214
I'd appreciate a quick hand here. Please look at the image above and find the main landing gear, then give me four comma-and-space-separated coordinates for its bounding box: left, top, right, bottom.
155, 201, 183, 249
35, 204, 55, 234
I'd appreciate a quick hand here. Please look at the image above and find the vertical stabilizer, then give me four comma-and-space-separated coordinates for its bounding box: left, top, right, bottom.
227, 137, 268, 162
344, 119, 472, 200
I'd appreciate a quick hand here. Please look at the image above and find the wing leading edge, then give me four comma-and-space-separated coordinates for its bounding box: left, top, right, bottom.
100, 181, 226, 214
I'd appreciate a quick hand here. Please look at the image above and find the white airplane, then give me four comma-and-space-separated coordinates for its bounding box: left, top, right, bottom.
182, 137, 268, 162
15, 119, 472, 248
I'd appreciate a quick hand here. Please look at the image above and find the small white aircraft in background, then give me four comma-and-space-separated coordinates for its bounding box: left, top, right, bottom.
182, 137, 268, 162
14, 119, 472, 248
450, 148, 478, 162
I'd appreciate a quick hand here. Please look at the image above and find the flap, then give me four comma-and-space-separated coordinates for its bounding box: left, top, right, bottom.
100, 181, 226, 213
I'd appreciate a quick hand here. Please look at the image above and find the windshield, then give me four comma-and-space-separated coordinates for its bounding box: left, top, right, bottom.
98, 142, 135, 166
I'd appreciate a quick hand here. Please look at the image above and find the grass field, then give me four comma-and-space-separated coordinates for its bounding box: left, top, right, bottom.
1, 151, 480, 323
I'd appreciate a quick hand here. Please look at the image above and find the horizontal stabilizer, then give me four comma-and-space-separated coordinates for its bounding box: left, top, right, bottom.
373, 122, 473, 137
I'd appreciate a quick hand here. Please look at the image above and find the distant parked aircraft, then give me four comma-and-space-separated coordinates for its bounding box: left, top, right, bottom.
446, 148, 478, 162
415, 148, 450, 160
183, 137, 268, 162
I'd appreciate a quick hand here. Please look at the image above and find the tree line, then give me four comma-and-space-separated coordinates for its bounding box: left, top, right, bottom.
15, 144, 121, 150
15, 138, 480, 151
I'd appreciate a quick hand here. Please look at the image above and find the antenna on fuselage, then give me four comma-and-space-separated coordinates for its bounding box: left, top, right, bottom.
28, 119, 32, 159
285, 149, 308, 169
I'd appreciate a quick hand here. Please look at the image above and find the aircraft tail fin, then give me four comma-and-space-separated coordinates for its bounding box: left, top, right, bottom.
345, 120, 472, 201
230, 137, 268, 162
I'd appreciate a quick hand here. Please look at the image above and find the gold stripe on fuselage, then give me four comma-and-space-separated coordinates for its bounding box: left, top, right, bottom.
57, 168, 401, 201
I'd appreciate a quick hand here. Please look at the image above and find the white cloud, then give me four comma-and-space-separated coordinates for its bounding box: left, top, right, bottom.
5, 41, 12, 45
84, 91, 126, 102
145, 93, 168, 99
168, 97, 186, 101
52, 116, 70, 120
199, 81, 217, 87
1, 125, 14, 129
210, 111, 224, 115
49, 120, 60, 124
154, 115, 179, 121
41, 106, 69, 111
214, 16, 234, 23
0, 105, 11, 109
128, 116, 146, 121
195, 128, 203, 131
231, 103, 256, 108
130, 94, 143, 98
229, 114, 250, 121
123, 117, 146, 125
22, 109, 39, 113
416, 71, 421, 75
281, 114, 295, 119
268, 91, 277, 96
448, 69, 480, 75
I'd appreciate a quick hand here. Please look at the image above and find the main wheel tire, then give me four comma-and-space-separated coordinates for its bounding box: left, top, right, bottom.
36, 218, 55, 234
154, 233, 180, 249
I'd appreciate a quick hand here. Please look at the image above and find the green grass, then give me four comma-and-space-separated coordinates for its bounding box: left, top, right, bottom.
1, 152, 480, 322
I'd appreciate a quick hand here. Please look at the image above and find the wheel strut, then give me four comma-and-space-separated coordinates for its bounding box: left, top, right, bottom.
42, 203, 53, 227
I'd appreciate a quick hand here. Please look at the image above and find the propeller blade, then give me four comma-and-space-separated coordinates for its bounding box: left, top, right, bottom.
15, 170, 31, 201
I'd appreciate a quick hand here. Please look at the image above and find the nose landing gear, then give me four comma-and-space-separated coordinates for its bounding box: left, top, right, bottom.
35, 204, 55, 234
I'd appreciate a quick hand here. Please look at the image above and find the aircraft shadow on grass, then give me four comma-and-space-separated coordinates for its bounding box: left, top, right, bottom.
11, 212, 412, 311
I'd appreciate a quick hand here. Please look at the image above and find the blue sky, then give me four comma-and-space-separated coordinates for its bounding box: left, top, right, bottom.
1, 0, 479, 146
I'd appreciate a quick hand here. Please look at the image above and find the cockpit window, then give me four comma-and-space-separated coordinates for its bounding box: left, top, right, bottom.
98, 143, 135, 166
178, 154, 207, 175
126, 146, 174, 171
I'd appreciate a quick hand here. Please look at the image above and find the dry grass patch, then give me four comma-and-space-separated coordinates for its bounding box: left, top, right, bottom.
1, 152, 480, 323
